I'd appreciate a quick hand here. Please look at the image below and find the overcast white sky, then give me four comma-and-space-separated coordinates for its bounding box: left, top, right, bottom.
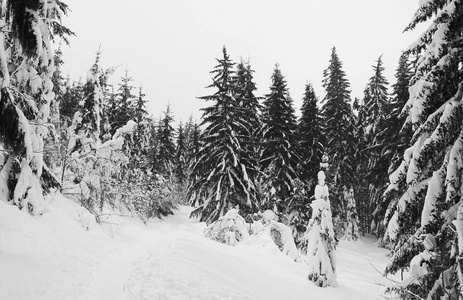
60, 0, 425, 124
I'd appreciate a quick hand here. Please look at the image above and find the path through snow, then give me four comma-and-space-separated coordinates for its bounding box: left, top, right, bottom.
93, 207, 392, 300
0, 197, 394, 300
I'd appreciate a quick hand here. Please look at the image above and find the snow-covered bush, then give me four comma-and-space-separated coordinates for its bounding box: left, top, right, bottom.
245, 210, 302, 261
62, 121, 133, 213
130, 174, 176, 222
204, 209, 250, 246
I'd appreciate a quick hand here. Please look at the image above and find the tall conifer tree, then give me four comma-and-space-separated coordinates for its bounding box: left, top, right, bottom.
358, 55, 391, 233
260, 64, 299, 212
188, 47, 257, 223
383, 1, 463, 298
298, 82, 324, 192
371, 52, 413, 237
320, 47, 356, 219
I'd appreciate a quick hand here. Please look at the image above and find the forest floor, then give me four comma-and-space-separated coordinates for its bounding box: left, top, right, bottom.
0, 193, 398, 300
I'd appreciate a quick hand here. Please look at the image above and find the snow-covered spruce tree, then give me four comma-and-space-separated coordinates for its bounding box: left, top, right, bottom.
320, 47, 356, 224
298, 82, 324, 192
371, 52, 413, 238
260, 64, 299, 213
360, 56, 391, 234
234, 60, 262, 213
0, 0, 70, 213
351, 97, 370, 234
188, 47, 257, 223
352, 56, 390, 234
288, 82, 324, 248
305, 170, 337, 287
383, 1, 463, 298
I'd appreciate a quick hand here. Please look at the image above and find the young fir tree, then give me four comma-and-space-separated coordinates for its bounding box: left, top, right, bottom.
305, 170, 337, 287
260, 64, 299, 212
371, 52, 413, 238
108, 69, 136, 135
320, 47, 356, 221
383, 1, 463, 298
188, 46, 257, 223
60, 78, 83, 124
0, 1, 70, 213
121, 87, 149, 176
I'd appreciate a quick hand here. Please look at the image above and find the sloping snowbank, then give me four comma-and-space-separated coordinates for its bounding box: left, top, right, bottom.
0, 194, 393, 299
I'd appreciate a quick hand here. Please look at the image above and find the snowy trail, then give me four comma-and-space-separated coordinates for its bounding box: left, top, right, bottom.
91, 206, 392, 300
1, 198, 394, 300
92, 209, 195, 299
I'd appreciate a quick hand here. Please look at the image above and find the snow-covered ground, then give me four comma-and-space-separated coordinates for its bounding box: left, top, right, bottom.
0, 194, 394, 300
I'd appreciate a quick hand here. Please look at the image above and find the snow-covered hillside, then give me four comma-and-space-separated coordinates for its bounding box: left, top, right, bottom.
0, 194, 393, 300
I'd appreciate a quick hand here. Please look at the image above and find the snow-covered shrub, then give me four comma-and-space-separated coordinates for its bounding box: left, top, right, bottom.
131, 174, 176, 222
204, 209, 250, 246
249, 210, 302, 261
62, 120, 134, 218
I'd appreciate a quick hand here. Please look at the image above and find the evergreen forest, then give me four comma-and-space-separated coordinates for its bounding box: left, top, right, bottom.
0, 0, 462, 298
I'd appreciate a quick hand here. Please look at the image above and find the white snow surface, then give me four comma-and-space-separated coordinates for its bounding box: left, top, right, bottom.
0, 194, 394, 300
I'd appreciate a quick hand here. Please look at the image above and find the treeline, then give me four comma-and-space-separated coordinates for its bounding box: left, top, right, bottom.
187, 45, 413, 246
